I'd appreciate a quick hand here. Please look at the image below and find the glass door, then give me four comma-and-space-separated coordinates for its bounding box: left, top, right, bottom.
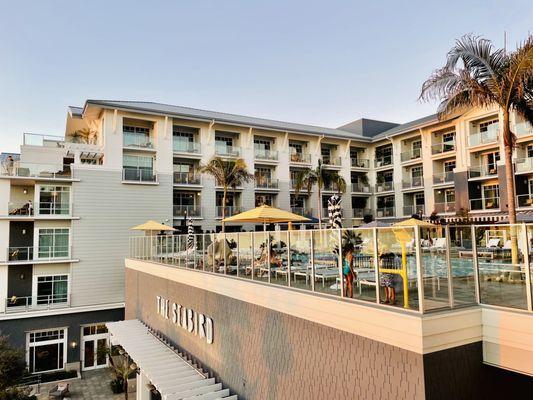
81, 324, 109, 371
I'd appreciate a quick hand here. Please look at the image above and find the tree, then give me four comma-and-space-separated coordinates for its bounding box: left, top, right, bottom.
199, 157, 253, 232
101, 346, 136, 400
420, 34, 533, 263
0, 334, 32, 400
293, 160, 347, 228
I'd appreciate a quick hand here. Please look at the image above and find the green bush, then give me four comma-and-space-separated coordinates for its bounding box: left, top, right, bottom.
110, 377, 124, 394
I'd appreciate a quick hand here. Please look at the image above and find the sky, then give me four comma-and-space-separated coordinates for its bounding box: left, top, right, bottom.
0, 0, 531, 152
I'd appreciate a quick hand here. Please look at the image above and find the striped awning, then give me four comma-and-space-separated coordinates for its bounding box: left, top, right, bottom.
106, 320, 236, 400
444, 211, 533, 224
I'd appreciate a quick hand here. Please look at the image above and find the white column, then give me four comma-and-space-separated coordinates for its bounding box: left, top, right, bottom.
0, 265, 7, 313
137, 370, 151, 400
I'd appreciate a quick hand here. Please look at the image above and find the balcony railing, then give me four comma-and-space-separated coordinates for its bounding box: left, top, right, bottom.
374, 156, 393, 168
23, 133, 64, 147
433, 171, 454, 185
173, 205, 202, 217
255, 178, 279, 189
290, 207, 313, 217
468, 125, 498, 146
516, 121, 533, 137
351, 183, 372, 193
433, 202, 456, 214
352, 208, 372, 218
289, 153, 311, 163
216, 206, 242, 218
402, 176, 423, 189
375, 207, 395, 218
215, 145, 241, 157
37, 201, 71, 215
323, 182, 342, 192
470, 197, 499, 211
3, 294, 70, 314
123, 132, 153, 149
468, 165, 498, 179
515, 157, 533, 173
122, 167, 157, 183
431, 140, 456, 154
351, 158, 370, 168
173, 140, 201, 154
403, 205, 425, 216
321, 156, 341, 166
7, 246, 71, 262
254, 149, 278, 161
375, 181, 394, 192
517, 194, 533, 208
8, 202, 34, 216
173, 172, 201, 185
0, 163, 72, 179
400, 148, 421, 162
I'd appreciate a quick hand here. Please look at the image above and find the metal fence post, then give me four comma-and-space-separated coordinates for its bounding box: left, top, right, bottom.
471, 225, 481, 304
521, 223, 532, 312
445, 225, 454, 309
287, 231, 292, 288
310, 231, 315, 292
373, 227, 380, 304
415, 226, 424, 313
337, 228, 344, 298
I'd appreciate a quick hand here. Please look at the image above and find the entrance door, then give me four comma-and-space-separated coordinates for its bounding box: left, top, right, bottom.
81, 324, 109, 371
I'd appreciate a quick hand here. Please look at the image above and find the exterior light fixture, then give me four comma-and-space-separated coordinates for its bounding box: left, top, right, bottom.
70, 341, 78, 349
130, 362, 138, 370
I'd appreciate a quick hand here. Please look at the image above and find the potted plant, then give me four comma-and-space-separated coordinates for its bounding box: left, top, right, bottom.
376, 174, 385, 192
360, 174, 369, 192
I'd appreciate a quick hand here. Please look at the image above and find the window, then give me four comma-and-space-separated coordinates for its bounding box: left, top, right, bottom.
444, 161, 456, 172
38, 186, 70, 215
123, 125, 151, 148
290, 195, 305, 208
528, 145, 533, 159
123, 155, 154, 181
255, 194, 274, 207
412, 140, 422, 157
375, 145, 392, 161
38, 228, 69, 259
173, 126, 198, 152
215, 135, 234, 147
482, 184, 499, 209
321, 147, 332, 163
83, 324, 108, 336
383, 171, 393, 182
289, 142, 303, 155
414, 193, 425, 206
255, 167, 272, 183
28, 329, 66, 373
445, 189, 455, 204
479, 119, 499, 132
173, 192, 196, 206
411, 166, 423, 178
216, 192, 235, 207
254, 138, 272, 151
377, 196, 395, 208
484, 151, 500, 173
36, 275, 68, 305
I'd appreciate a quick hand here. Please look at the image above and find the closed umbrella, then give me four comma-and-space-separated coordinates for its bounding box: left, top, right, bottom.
187, 219, 195, 250
327, 194, 342, 229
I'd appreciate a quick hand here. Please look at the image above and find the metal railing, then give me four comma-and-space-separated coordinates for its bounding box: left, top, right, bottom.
400, 148, 421, 162
515, 157, 533, 173
123, 132, 153, 148
470, 197, 500, 210
290, 207, 313, 217
516, 121, 533, 137
374, 156, 393, 168
352, 208, 372, 218
8, 202, 34, 216
468, 165, 498, 179
215, 145, 241, 157
433, 171, 454, 185
351, 158, 370, 168
255, 178, 279, 189
216, 206, 242, 218
433, 202, 456, 213
6, 246, 71, 262
3, 294, 70, 314
173, 140, 201, 154
375, 207, 395, 217
375, 181, 394, 192
129, 223, 533, 313
173, 172, 201, 185
254, 149, 278, 161
403, 205, 425, 216
173, 205, 202, 217
321, 156, 341, 166
517, 194, 533, 208
37, 201, 71, 215
402, 176, 423, 189
351, 183, 372, 193
468, 125, 498, 146
289, 153, 311, 163
122, 167, 157, 183
431, 140, 456, 154
0, 163, 72, 179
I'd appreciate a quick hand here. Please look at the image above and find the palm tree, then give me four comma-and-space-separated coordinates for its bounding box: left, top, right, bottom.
294, 160, 347, 228
199, 157, 253, 232
420, 34, 533, 264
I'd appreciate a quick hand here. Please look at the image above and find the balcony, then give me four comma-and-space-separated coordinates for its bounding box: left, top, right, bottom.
289, 153, 311, 164
255, 178, 279, 190
0, 163, 72, 179
516, 121, 533, 137
290, 207, 313, 217
351, 183, 372, 193
515, 157, 533, 174
375, 181, 394, 193
123, 132, 153, 149
431, 140, 456, 155
400, 149, 421, 162
374, 156, 393, 168
468, 165, 498, 179
3, 294, 71, 314
433, 171, 454, 185
8, 202, 34, 216
254, 149, 278, 161
376, 207, 395, 218
323, 182, 343, 192
403, 205, 425, 216
320, 156, 341, 167
434, 202, 456, 214
37, 201, 71, 216
352, 208, 372, 218
468, 125, 498, 146
517, 194, 533, 208
173, 140, 201, 154
402, 176, 423, 189
216, 206, 242, 218
470, 197, 500, 211
351, 158, 370, 169
7, 246, 72, 262
173, 205, 202, 218
173, 172, 201, 185
122, 167, 157, 183
215, 145, 241, 158
23, 133, 64, 147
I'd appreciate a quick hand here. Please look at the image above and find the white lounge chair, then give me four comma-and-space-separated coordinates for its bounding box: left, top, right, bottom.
429, 237, 446, 253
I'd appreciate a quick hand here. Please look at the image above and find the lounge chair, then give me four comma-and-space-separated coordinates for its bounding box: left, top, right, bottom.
429, 238, 447, 253
49, 383, 70, 399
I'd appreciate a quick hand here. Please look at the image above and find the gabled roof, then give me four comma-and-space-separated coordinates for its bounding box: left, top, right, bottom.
337, 118, 400, 138
68, 106, 84, 117
371, 114, 439, 141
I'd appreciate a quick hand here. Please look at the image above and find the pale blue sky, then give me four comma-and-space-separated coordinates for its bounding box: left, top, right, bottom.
0, 0, 531, 152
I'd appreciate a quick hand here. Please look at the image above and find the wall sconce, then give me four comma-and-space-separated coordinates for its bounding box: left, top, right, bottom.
22, 229, 26, 235
19, 273, 25, 280
70, 341, 78, 349
23, 188, 28, 195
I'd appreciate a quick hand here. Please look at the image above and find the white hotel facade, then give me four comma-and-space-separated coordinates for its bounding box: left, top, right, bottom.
0, 99, 533, 375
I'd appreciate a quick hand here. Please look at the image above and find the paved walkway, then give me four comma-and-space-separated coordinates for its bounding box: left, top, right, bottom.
34, 369, 135, 400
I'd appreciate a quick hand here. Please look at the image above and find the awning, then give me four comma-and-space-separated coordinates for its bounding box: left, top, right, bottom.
107, 320, 235, 400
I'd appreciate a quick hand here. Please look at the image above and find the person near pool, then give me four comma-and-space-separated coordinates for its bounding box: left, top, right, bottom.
343, 242, 355, 298
379, 251, 396, 305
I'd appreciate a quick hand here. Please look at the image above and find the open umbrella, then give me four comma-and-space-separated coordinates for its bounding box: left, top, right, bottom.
130, 220, 175, 235
222, 205, 310, 230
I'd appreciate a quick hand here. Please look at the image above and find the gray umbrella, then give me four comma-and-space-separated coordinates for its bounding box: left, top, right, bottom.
358, 220, 391, 228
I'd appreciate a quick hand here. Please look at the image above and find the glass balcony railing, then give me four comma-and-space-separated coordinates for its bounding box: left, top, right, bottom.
291, 207, 313, 217
173, 205, 202, 217
402, 176, 423, 189
433, 202, 455, 214
321, 156, 342, 166
468, 165, 498, 179
375, 181, 394, 192
3, 294, 71, 314
468, 125, 498, 146
323, 182, 343, 192
23, 133, 64, 147
123, 132, 153, 149
216, 206, 242, 218
470, 197, 499, 210
352, 208, 372, 218
374, 156, 393, 168
517, 194, 533, 208
350, 158, 370, 168
515, 157, 533, 173
351, 183, 372, 193
254, 149, 278, 161
289, 153, 311, 163
400, 148, 421, 162
215, 145, 241, 157
7, 202, 34, 216
515, 121, 533, 137
0, 163, 72, 179
255, 178, 279, 189
173, 140, 201, 154
173, 172, 201, 185
375, 207, 395, 218
403, 205, 425, 216
37, 201, 71, 215
431, 140, 456, 154
6, 246, 72, 262
433, 171, 454, 185
122, 167, 157, 183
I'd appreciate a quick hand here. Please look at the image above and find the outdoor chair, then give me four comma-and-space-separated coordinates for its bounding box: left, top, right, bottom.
48, 382, 69, 399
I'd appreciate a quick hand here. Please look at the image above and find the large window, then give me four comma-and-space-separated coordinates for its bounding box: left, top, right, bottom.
444, 161, 456, 172
412, 140, 422, 157
123, 155, 154, 181
36, 275, 68, 305
173, 126, 198, 152
123, 125, 151, 148
254, 138, 272, 151
255, 194, 275, 207
479, 119, 499, 132
38, 228, 69, 259
28, 329, 66, 373
38, 186, 70, 215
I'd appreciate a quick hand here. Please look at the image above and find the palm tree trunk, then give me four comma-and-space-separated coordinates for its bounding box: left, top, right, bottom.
503, 109, 519, 266
317, 187, 322, 229
123, 377, 128, 400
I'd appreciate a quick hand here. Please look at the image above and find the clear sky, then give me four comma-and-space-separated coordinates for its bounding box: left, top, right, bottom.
0, 0, 531, 152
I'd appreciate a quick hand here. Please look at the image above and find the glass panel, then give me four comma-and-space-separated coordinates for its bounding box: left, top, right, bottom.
84, 341, 95, 368
34, 343, 62, 372
225, 233, 239, 275
420, 227, 450, 311
312, 230, 340, 296
96, 339, 107, 366
253, 231, 269, 282
449, 226, 477, 306
270, 231, 289, 286
289, 230, 312, 291
351, 228, 376, 302
237, 233, 253, 279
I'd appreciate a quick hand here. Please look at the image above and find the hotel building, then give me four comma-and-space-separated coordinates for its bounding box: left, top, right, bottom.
1, 99, 533, 385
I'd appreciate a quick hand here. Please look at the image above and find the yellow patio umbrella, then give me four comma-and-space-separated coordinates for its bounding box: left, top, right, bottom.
131, 220, 175, 235
222, 205, 310, 230
393, 218, 434, 228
